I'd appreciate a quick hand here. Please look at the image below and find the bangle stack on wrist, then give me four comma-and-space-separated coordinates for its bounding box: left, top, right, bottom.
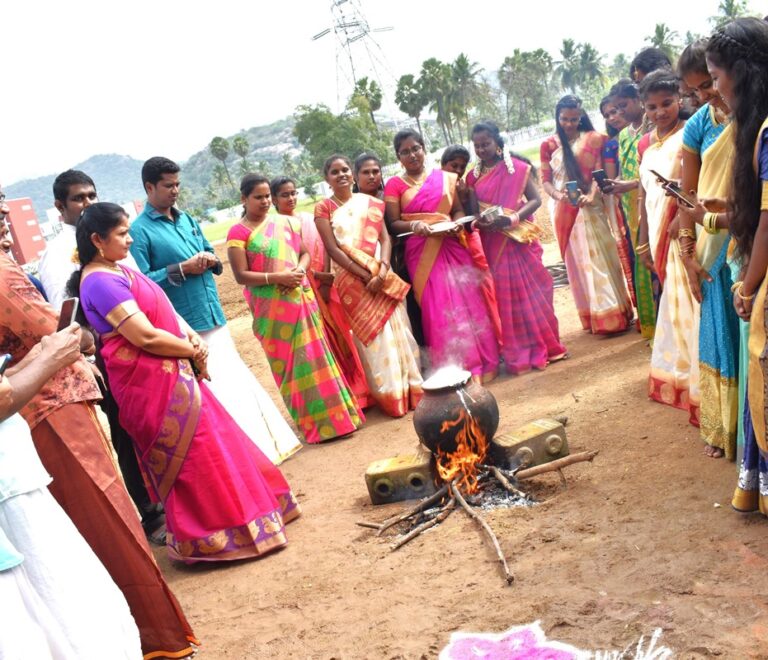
703, 212, 719, 234
635, 242, 650, 255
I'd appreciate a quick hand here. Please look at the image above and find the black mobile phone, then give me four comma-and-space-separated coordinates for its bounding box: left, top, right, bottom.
0, 353, 11, 376
592, 169, 610, 192
564, 181, 581, 206
648, 169, 695, 208
56, 297, 80, 332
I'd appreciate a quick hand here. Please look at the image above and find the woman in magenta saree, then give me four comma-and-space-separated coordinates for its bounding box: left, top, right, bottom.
74, 203, 299, 564
467, 122, 567, 373
385, 129, 501, 382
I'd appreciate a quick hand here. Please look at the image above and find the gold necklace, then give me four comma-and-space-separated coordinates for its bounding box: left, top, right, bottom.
402, 171, 426, 187
92, 258, 121, 272
653, 119, 682, 147
330, 194, 350, 207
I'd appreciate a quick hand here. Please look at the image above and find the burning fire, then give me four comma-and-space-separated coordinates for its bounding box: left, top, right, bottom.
435, 409, 488, 494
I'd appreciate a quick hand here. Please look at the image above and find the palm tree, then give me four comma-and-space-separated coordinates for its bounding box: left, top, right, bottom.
209, 137, 236, 193
419, 58, 455, 145
451, 53, 482, 140
232, 135, 251, 176
349, 77, 383, 128
646, 23, 680, 61
555, 39, 580, 93
710, 0, 752, 28
576, 43, 604, 88
395, 74, 427, 135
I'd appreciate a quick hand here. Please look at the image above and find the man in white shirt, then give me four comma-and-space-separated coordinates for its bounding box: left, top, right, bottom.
38, 170, 137, 310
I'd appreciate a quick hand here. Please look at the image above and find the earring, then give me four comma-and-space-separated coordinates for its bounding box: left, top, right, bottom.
496, 147, 502, 156
98, 248, 105, 258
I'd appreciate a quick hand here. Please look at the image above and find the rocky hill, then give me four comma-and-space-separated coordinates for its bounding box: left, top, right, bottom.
5, 118, 301, 218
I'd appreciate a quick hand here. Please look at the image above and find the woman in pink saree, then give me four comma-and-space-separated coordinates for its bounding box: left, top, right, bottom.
467, 122, 567, 373
72, 203, 299, 564
384, 129, 502, 382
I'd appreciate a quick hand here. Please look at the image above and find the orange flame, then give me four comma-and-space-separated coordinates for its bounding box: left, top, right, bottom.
434, 409, 488, 494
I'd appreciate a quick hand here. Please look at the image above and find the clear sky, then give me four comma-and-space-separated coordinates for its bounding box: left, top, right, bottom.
3, 0, 724, 184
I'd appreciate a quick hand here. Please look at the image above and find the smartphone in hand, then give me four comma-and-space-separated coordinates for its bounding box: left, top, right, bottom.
0, 353, 11, 376
56, 297, 80, 332
648, 169, 695, 208
565, 181, 581, 206
592, 169, 610, 193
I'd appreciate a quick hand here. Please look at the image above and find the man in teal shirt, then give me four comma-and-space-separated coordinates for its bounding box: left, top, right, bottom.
129, 157, 225, 332
129, 157, 302, 463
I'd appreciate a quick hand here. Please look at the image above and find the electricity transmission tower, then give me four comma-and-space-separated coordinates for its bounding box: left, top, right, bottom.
311, 0, 397, 116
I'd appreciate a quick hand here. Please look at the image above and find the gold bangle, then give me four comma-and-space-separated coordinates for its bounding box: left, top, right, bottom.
635, 243, 650, 255
730, 280, 743, 293
265, 272, 269, 285
736, 282, 755, 301
704, 212, 719, 234
678, 228, 696, 239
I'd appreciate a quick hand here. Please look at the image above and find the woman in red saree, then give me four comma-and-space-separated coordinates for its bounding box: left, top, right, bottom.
540, 95, 634, 335
384, 129, 502, 382
73, 203, 300, 564
467, 122, 567, 373
314, 153, 422, 417
271, 175, 371, 409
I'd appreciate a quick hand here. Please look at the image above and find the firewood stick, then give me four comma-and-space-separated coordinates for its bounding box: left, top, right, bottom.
355, 521, 384, 530
450, 482, 514, 585
489, 466, 528, 499
375, 484, 449, 537
391, 500, 456, 551
514, 450, 599, 481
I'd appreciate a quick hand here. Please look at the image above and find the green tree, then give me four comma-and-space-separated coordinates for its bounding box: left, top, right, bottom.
607, 53, 630, 81
576, 43, 604, 88
419, 58, 455, 145
555, 39, 580, 93
348, 77, 383, 128
281, 153, 298, 178
293, 104, 392, 172
209, 137, 236, 194
451, 53, 482, 140
710, 0, 752, 28
645, 23, 681, 61
498, 49, 554, 129
232, 135, 251, 178
256, 160, 273, 178
395, 74, 427, 135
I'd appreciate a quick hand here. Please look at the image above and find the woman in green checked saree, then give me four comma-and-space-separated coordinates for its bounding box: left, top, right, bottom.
227, 174, 364, 443
614, 79, 658, 339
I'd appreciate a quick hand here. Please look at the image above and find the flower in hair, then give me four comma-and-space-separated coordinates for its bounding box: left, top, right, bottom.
502, 144, 516, 175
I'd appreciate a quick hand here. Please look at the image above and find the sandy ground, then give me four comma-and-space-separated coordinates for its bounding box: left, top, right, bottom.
155, 213, 768, 659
